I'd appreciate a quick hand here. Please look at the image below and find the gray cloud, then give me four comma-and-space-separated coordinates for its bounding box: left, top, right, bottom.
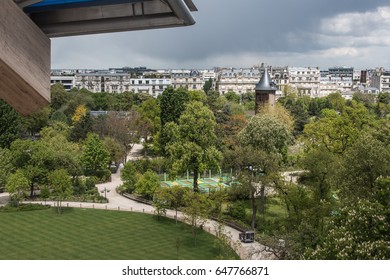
52, 0, 390, 69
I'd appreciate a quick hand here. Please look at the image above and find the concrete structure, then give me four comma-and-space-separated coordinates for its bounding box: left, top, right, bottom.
51, 75, 76, 90
255, 68, 277, 114
1, 0, 51, 115
1, 0, 197, 115
371, 68, 390, 92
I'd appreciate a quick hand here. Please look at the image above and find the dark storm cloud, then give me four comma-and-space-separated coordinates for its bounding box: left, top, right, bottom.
52, 0, 390, 69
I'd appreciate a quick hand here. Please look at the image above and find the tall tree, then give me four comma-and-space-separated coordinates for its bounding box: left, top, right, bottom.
182, 191, 212, 245
121, 161, 139, 193
302, 104, 373, 154
166, 101, 222, 192
0, 148, 14, 192
99, 111, 142, 162
306, 198, 389, 260
10, 139, 52, 197
21, 106, 51, 137
134, 170, 160, 200
6, 170, 30, 206
48, 169, 73, 214
80, 133, 110, 180
159, 86, 189, 127
338, 133, 390, 200
203, 78, 213, 94
239, 114, 292, 156
0, 99, 20, 148
237, 114, 291, 228
50, 83, 68, 111
137, 98, 161, 141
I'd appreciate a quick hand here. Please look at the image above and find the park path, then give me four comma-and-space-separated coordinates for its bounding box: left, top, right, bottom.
3, 143, 274, 260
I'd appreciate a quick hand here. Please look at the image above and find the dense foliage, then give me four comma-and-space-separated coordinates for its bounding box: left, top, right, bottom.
1, 85, 389, 259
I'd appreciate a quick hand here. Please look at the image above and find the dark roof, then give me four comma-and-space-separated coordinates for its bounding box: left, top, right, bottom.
255, 68, 277, 91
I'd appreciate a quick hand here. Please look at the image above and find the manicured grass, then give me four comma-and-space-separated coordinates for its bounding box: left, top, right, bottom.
0, 207, 237, 260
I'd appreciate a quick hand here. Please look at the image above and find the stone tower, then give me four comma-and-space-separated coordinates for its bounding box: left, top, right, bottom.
255, 68, 277, 114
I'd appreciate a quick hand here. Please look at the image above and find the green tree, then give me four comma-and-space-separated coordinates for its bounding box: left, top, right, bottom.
231, 146, 280, 229
235, 114, 291, 228
41, 132, 81, 177
134, 170, 160, 200
168, 185, 188, 224
103, 137, 124, 165
326, 92, 346, 112
239, 114, 292, 156
50, 83, 68, 111
92, 92, 109, 111
303, 109, 355, 154
137, 98, 161, 141
182, 191, 212, 245
152, 187, 171, 218
99, 111, 142, 162
338, 133, 390, 200
188, 90, 207, 103
21, 106, 51, 136
10, 139, 52, 197
48, 169, 73, 214
203, 78, 213, 93
70, 112, 93, 142
166, 101, 222, 192
306, 198, 389, 260
299, 148, 340, 234
121, 161, 139, 193
0, 99, 20, 148
81, 133, 110, 180
224, 91, 240, 104
6, 170, 30, 206
159, 86, 189, 127
0, 148, 14, 192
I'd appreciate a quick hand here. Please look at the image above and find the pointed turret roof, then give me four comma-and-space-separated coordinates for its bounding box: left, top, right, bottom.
255, 68, 277, 91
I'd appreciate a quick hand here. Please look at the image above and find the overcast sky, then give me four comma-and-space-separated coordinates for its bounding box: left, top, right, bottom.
51, 0, 390, 70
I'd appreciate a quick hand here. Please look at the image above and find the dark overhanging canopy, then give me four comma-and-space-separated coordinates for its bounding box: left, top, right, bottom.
1, 0, 197, 115
17, 0, 198, 37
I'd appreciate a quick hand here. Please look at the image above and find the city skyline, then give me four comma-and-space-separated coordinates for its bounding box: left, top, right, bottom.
52, 0, 390, 70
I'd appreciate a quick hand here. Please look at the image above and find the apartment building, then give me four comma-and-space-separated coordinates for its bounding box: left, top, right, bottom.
371, 68, 390, 92
171, 70, 204, 91
216, 68, 261, 94
74, 72, 132, 93
288, 67, 320, 97
129, 76, 171, 97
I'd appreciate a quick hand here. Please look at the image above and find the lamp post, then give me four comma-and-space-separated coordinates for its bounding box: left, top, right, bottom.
100, 188, 110, 199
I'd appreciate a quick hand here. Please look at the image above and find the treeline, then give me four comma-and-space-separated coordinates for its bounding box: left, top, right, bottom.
1, 84, 389, 259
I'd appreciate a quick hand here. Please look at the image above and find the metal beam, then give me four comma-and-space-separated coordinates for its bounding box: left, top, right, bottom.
164, 0, 195, 26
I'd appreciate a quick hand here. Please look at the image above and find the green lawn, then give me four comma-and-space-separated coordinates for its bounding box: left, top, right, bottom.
0, 207, 237, 260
